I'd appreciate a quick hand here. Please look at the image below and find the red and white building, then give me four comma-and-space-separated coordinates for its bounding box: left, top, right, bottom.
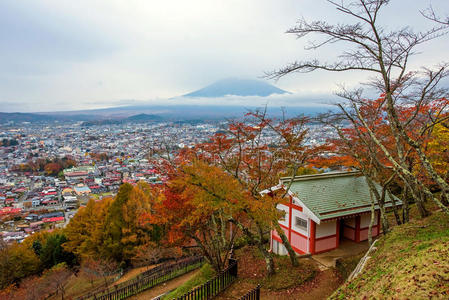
270, 171, 400, 255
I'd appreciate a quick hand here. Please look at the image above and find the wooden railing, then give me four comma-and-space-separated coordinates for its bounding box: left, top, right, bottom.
77, 256, 204, 300
161, 259, 238, 300
239, 285, 260, 300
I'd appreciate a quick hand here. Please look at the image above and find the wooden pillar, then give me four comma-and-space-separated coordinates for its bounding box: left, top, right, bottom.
309, 220, 316, 254
288, 197, 292, 242
336, 219, 340, 248
355, 215, 361, 242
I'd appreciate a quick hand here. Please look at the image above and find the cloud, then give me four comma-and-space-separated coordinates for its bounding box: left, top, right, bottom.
166, 93, 336, 108
0, 0, 448, 112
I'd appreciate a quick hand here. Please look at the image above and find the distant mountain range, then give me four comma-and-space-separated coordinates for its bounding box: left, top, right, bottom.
0, 112, 164, 124
126, 113, 163, 122
1, 106, 333, 124
0, 112, 56, 123
80, 114, 163, 126
1, 78, 334, 123
183, 78, 288, 97
0, 112, 99, 123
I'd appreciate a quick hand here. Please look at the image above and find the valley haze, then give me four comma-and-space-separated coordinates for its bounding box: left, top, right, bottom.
1, 78, 335, 122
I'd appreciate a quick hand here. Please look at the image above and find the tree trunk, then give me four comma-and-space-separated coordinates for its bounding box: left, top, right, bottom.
256, 223, 276, 276
368, 190, 375, 246
387, 188, 402, 225
442, 192, 449, 207
274, 223, 298, 266
365, 176, 390, 234
416, 200, 429, 218
191, 234, 223, 273
379, 205, 389, 234
442, 171, 449, 206
412, 185, 430, 218
257, 242, 275, 276
384, 93, 449, 209
230, 218, 276, 276
403, 190, 410, 223
354, 106, 449, 216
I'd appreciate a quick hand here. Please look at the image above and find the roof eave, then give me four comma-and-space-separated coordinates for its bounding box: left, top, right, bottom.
261, 184, 322, 224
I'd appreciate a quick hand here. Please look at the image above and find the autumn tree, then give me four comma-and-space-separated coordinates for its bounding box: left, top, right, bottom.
81, 258, 118, 288
64, 197, 114, 260
1, 276, 43, 300
121, 182, 161, 260
191, 111, 317, 274
15, 275, 42, 300
426, 121, 449, 205
42, 263, 72, 300
269, 0, 449, 215
12, 156, 76, 176
318, 98, 418, 234
65, 183, 161, 265
103, 183, 134, 263
44, 162, 63, 176
147, 160, 242, 273
89, 152, 109, 162
131, 247, 163, 269
102, 182, 160, 264
0, 240, 40, 289
38, 232, 76, 269
80, 259, 100, 288
0, 231, 78, 290
0, 284, 18, 300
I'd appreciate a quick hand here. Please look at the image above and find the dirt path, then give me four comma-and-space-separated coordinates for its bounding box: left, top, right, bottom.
291, 269, 342, 300
128, 269, 200, 300
114, 264, 161, 285
257, 269, 341, 300
216, 269, 342, 300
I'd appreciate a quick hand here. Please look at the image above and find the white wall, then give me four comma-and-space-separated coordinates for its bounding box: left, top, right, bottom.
276, 204, 289, 228
316, 220, 337, 238
360, 211, 378, 228
291, 209, 309, 237
272, 239, 287, 255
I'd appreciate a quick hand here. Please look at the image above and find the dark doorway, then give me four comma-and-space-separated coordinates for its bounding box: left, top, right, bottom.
339, 219, 345, 242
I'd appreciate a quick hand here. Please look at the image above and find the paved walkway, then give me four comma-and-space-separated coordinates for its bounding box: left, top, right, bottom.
312, 239, 369, 268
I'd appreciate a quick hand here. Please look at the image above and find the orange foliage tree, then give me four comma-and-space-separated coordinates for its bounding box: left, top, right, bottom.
145, 160, 244, 272
319, 95, 449, 232
150, 111, 318, 275
64, 182, 161, 265
197, 111, 318, 272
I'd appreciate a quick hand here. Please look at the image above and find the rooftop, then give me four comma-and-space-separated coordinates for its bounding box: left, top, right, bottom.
280, 171, 401, 221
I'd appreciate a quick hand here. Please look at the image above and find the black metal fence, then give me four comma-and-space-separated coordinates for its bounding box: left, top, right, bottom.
160, 259, 238, 300
239, 285, 260, 300
77, 256, 204, 300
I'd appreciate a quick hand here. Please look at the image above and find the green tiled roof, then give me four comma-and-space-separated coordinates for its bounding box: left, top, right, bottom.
281, 171, 401, 221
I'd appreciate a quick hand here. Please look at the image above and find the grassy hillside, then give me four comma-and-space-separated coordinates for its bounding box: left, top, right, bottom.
163, 264, 215, 299
331, 211, 449, 299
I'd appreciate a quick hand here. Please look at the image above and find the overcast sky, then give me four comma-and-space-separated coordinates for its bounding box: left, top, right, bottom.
1, 0, 448, 112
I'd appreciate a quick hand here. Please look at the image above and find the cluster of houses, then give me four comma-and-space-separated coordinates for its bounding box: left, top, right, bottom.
0, 159, 165, 243
0, 121, 224, 243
